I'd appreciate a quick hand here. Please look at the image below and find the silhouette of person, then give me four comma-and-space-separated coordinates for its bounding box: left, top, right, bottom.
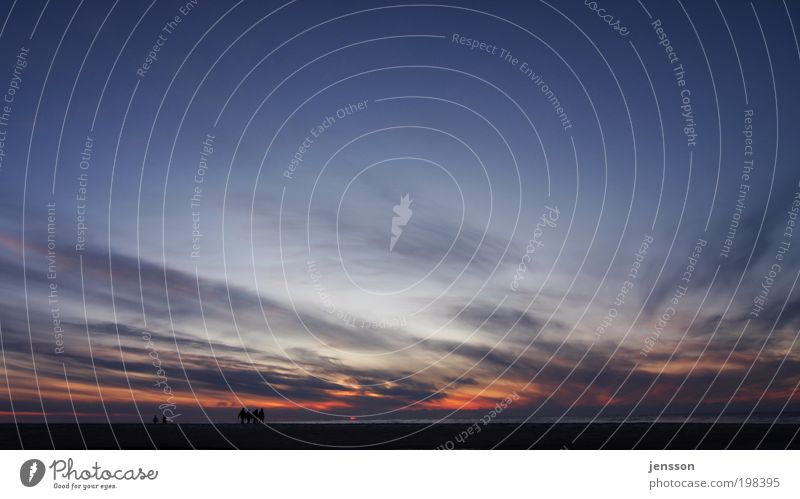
245, 410, 252, 424
162, 415, 167, 424
238, 407, 246, 424
258, 408, 264, 422
153, 415, 158, 424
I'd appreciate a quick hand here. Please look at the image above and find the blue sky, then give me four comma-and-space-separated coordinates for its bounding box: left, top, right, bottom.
1, 0, 799, 426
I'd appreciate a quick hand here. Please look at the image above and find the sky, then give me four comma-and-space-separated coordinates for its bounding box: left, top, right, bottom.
0, 0, 799, 429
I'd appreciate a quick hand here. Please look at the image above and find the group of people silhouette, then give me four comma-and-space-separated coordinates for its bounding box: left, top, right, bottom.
238, 407, 265, 423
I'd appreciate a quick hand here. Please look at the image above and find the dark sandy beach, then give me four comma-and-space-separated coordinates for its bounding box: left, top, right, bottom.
1, 423, 798, 449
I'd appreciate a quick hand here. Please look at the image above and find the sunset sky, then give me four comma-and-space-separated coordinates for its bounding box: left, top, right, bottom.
1, 0, 799, 426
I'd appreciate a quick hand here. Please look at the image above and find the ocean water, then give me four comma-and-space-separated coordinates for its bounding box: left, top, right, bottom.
270, 414, 800, 425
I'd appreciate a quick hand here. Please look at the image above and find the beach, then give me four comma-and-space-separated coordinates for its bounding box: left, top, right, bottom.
2, 422, 797, 450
